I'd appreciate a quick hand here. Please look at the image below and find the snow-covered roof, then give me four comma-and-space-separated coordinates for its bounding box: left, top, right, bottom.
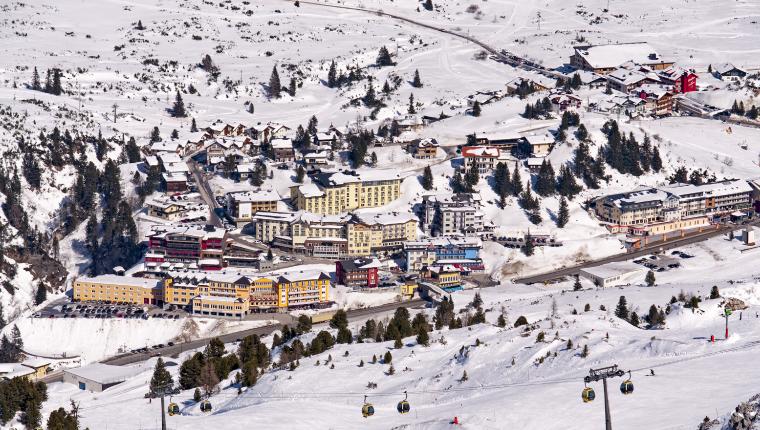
149, 225, 225, 240
228, 189, 281, 203
714, 63, 746, 75
277, 270, 330, 283
296, 183, 325, 198
580, 262, 645, 280
64, 363, 144, 385
23, 358, 52, 369
158, 153, 183, 164
461, 146, 502, 158
573, 42, 671, 70
162, 162, 190, 174
338, 257, 382, 271
251, 211, 299, 223
270, 138, 293, 149
144, 156, 159, 167
404, 236, 482, 249
522, 132, 555, 146
661, 179, 752, 198
353, 211, 417, 226
76, 275, 162, 290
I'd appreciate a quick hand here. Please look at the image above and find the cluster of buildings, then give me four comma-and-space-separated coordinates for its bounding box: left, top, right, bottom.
592, 179, 753, 236
421, 193, 492, 238
250, 210, 418, 259
73, 269, 332, 317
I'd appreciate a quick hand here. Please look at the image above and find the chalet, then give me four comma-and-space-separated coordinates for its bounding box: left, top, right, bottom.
304, 151, 330, 171
410, 138, 438, 159
150, 140, 186, 156
335, 257, 381, 289
394, 115, 424, 133
262, 123, 292, 142
520, 132, 555, 157
570, 42, 674, 74
549, 93, 583, 112
526, 157, 544, 173
597, 94, 647, 117
145, 197, 192, 221
313, 131, 340, 148
236, 163, 258, 181
462, 146, 512, 175
505, 75, 554, 95
144, 156, 160, 170
270, 138, 295, 162
635, 85, 674, 116
555, 67, 607, 87
713, 63, 747, 80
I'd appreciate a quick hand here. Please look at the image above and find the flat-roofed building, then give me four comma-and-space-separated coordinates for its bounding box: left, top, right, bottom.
570, 42, 674, 74
73, 275, 163, 305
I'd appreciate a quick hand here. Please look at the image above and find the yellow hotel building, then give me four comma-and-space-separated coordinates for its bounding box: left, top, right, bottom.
73, 275, 163, 305
290, 170, 402, 215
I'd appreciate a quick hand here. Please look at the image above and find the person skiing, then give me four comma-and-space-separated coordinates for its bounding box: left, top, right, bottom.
650, 369, 655, 376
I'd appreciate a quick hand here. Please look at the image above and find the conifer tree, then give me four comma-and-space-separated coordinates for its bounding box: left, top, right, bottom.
150, 358, 174, 393
376, 46, 393, 66
383, 351, 392, 364
556, 164, 582, 199
408, 93, 416, 114
471, 100, 481, 117
31, 67, 41, 91
629, 312, 640, 327
34, 283, 47, 305
327, 60, 337, 88
651, 146, 663, 172
528, 208, 542, 225
521, 233, 535, 256
269, 66, 281, 98
510, 165, 523, 196
535, 160, 556, 197
412, 69, 422, 88
557, 196, 569, 228
614, 296, 629, 320
421, 165, 433, 190
497, 314, 506, 328
172, 90, 186, 117
573, 275, 582, 291
190, 118, 198, 132
289, 77, 297, 96
382, 80, 391, 95
416, 326, 429, 347
493, 162, 512, 207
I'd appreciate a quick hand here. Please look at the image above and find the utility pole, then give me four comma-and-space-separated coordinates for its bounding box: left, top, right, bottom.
584, 365, 627, 430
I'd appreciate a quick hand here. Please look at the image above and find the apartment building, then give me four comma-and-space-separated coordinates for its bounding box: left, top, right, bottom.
593, 180, 752, 233
290, 170, 403, 215
421, 193, 488, 237
403, 237, 483, 272
251, 210, 417, 258
73, 275, 163, 305
226, 189, 281, 227
147, 225, 226, 265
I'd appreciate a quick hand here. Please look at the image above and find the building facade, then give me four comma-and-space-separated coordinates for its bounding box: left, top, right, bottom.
73, 275, 163, 305
226, 190, 280, 227
290, 170, 402, 215
147, 225, 226, 266
335, 257, 381, 288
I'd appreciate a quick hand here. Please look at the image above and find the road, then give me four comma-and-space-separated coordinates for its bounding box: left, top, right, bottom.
187, 160, 223, 228
89, 298, 427, 368
514, 222, 751, 284
291, 0, 559, 79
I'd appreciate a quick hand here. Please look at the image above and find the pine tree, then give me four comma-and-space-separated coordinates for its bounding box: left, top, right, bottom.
651, 146, 663, 172
460, 370, 468, 382
31, 67, 41, 91
535, 160, 556, 196
51, 68, 63, 95
172, 90, 186, 117
289, 77, 297, 96
200, 362, 220, 397
327, 60, 337, 88
645, 270, 656, 287
557, 196, 569, 228
150, 126, 161, 143
493, 162, 512, 207
34, 283, 47, 305
408, 93, 416, 114
412, 69, 422, 88
150, 358, 174, 393
266, 248, 274, 261
511, 165, 523, 196
22, 400, 42, 429
376, 46, 393, 66
269, 66, 281, 98
194, 388, 202, 402
629, 312, 640, 327
521, 233, 535, 256
573, 275, 582, 291
421, 165, 433, 190
497, 314, 506, 327
556, 165, 582, 199
136, 19, 145, 30
710, 286, 720, 299
423, 0, 433, 10
528, 208, 542, 225
581, 344, 589, 358
614, 296, 629, 320
191, 118, 198, 132
383, 351, 392, 364
416, 326, 429, 346
471, 101, 481, 117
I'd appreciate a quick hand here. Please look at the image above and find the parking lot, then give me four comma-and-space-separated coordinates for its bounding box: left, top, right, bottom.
34, 300, 187, 321
632, 250, 693, 272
